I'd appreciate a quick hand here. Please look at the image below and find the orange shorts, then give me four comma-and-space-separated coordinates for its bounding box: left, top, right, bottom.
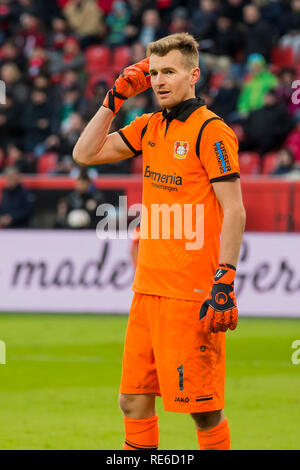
120, 292, 226, 413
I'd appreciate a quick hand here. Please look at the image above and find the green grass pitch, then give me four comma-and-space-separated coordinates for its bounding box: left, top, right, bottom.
0, 314, 299, 450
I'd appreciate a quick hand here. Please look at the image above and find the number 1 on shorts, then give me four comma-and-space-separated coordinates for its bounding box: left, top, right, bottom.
177, 364, 184, 391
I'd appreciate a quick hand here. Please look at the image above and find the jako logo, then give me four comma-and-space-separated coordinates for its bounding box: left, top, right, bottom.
0, 340, 6, 364
174, 397, 189, 403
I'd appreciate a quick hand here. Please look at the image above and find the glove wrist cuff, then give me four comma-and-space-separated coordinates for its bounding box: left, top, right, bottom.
103, 89, 126, 114
214, 263, 236, 284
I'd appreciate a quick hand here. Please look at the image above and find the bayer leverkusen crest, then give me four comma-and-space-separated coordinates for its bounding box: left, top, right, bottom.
174, 141, 189, 159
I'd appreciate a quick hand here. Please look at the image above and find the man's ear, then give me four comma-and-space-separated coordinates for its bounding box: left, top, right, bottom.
191, 67, 200, 86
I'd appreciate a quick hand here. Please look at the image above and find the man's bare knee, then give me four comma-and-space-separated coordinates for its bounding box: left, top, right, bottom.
119, 393, 156, 419
191, 409, 224, 431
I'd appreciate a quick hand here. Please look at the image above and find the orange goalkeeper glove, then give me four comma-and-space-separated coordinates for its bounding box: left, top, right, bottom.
200, 263, 238, 333
103, 58, 151, 114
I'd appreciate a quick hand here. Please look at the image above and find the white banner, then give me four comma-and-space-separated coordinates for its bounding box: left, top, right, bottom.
0, 231, 299, 316
0, 230, 134, 313
236, 233, 300, 317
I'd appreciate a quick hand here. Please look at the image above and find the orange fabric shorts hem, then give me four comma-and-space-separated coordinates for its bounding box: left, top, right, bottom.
120, 293, 226, 413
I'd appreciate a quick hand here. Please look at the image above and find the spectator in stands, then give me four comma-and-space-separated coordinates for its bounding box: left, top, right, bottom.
275, 67, 298, 116
51, 155, 75, 175
16, 11, 45, 58
22, 88, 53, 153
61, 35, 85, 72
0, 166, 35, 228
47, 16, 69, 51
125, 0, 149, 44
240, 89, 294, 156
156, 0, 180, 22
0, 40, 26, 71
36, 133, 61, 160
222, 0, 247, 24
137, 9, 165, 47
190, 0, 218, 41
210, 74, 240, 121
272, 148, 299, 176
60, 85, 89, 132
6, 143, 36, 174
0, 62, 29, 104
0, 92, 23, 147
60, 111, 86, 159
53, 197, 68, 228
56, 69, 84, 95
48, 36, 85, 75
59, 169, 104, 229
19, 0, 61, 25
282, 0, 300, 36
63, 0, 105, 48
202, 12, 242, 73
237, 53, 278, 117
27, 46, 48, 79
241, 3, 275, 61
254, 0, 288, 36
0, 0, 14, 45
33, 73, 54, 98
168, 7, 189, 35
105, 0, 130, 46
279, 0, 300, 62
280, 29, 300, 62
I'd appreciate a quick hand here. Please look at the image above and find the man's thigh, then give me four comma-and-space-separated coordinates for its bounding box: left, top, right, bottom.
120, 293, 161, 396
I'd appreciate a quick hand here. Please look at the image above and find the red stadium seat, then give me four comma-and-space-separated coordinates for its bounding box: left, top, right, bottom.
113, 46, 131, 72
271, 46, 295, 68
85, 45, 111, 73
239, 152, 260, 175
37, 153, 58, 174
262, 152, 278, 174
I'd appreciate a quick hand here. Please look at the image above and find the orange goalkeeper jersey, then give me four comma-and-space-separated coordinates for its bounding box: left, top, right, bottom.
119, 97, 240, 301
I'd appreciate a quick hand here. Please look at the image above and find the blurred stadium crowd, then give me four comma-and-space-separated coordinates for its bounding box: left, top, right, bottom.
0, 0, 300, 228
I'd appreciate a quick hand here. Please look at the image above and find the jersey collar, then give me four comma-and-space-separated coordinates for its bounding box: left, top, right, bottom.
162, 97, 205, 122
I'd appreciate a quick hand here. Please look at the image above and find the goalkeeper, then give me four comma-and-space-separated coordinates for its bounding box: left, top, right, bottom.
73, 33, 246, 450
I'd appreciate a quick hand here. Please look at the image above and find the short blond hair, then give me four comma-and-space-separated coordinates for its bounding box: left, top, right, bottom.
146, 33, 199, 69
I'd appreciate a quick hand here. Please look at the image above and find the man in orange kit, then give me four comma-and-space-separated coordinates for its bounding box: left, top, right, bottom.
73, 33, 246, 450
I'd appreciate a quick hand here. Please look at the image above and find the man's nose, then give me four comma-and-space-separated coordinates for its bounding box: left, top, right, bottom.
156, 72, 166, 86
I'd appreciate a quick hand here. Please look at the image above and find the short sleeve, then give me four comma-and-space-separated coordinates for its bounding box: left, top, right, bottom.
118, 113, 152, 156
199, 119, 240, 182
